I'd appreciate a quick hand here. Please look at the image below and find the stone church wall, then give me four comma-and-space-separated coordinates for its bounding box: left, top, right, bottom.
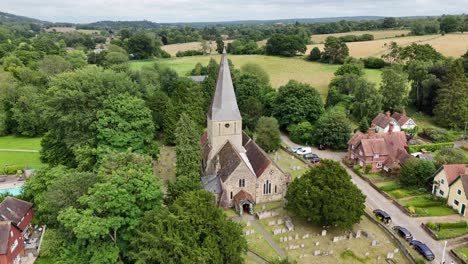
222, 162, 257, 208
255, 164, 286, 204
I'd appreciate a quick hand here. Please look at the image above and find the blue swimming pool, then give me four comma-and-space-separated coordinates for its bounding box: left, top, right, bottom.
0, 186, 23, 196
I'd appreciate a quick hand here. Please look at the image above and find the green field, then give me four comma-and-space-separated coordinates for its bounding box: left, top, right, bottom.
130, 55, 382, 98
0, 135, 42, 150
0, 136, 43, 169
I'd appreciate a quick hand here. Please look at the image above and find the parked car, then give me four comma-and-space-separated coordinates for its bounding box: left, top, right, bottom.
304, 153, 320, 163
291, 147, 304, 153
296, 147, 312, 156
411, 241, 435, 261
373, 209, 391, 224
392, 226, 413, 242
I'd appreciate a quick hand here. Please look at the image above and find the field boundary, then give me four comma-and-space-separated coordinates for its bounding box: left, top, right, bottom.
0, 149, 39, 153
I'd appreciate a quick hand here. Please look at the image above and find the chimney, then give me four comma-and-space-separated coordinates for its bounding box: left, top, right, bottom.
388, 123, 394, 134
368, 127, 376, 138
386, 111, 391, 118
402, 109, 407, 117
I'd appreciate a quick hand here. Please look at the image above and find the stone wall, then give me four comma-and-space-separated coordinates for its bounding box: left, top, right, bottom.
222, 162, 257, 208
255, 164, 287, 204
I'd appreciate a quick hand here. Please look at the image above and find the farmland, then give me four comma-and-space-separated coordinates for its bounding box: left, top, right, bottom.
130, 55, 382, 98
310, 29, 411, 43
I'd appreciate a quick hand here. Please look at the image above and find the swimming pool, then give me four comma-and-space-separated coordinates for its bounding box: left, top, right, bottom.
0, 186, 23, 196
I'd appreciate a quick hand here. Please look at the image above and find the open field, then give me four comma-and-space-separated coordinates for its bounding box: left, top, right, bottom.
161, 40, 234, 56
256, 208, 410, 264
130, 55, 381, 97
0, 136, 42, 150
307, 33, 468, 58
310, 29, 410, 43
0, 136, 43, 169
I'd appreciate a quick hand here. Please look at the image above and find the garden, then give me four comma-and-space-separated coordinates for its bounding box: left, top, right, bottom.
425, 221, 468, 240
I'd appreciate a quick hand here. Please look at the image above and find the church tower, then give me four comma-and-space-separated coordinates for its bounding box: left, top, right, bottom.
207, 48, 244, 160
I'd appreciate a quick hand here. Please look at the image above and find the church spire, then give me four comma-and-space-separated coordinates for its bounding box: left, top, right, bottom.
208, 48, 242, 121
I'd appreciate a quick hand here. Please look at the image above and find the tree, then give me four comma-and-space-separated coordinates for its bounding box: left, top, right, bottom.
175, 113, 201, 178
440, 15, 461, 33
273, 80, 324, 127
312, 109, 351, 150
285, 160, 365, 229
146, 88, 170, 132
359, 117, 369, 133
308, 47, 321, 61
58, 151, 163, 262
382, 17, 398, 28
216, 37, 224, 54
433, 59, 468, 129
160, 67, 179, 96
434, 147, 468, 168
334, 63, 363, 76
321, 37, 349, 64
351, 79, 382, 120
163, 99, 177, 145
65, 50, 88, 69
96, 93, 159, 158
130, 190, 247, 264
127, 32, 160, 59
255, 116, 281, 152
240, 63, 270, 85
38, 55, 72, 76
11, 85, 46, 137
287, 121, 313, 145
380, 65, 409, 111
400, 158, 436, 188
265, 34, 306, 57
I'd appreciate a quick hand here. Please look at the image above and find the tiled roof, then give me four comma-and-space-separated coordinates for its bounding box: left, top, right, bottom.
372, 113, 393, 129
0, 197, 32, 227
245, 140, 271, 177
348, 131, 365, 146
233, 190, 254, 205
361, 138, 388, 156
392, 112, 411, 127
217, 142, 241, 182
0, 221, 11, 255
443, 164, 468, 185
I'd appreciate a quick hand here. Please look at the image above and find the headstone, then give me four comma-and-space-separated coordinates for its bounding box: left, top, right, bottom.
321, 230, 327, 236
295, 234, 299, 240
280, 237, 284, 243
285, 216, 294, 231
262, 204, 266, 211
277, 219, 283, 225
315, 242, 320, 246
393, 248, 399, 254
371, 240, 379, 246
282, 228, 286, 234
329, 250, 334, 255
251, 229, 255, 234
246, 221, 251, 227
268, 220, 275, 226
365, 252, 370, 257
386, 252, 394, 259
301, 244, 305, 248
314, 250, 321, 256
333, 236, 339, 242
245, 230, 250, 236
288, 236, 293, 241
355, 230, 361, 238
273, 229, 282, 235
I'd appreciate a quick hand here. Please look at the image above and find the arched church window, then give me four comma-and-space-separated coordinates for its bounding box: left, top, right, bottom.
263, 180, 272, 195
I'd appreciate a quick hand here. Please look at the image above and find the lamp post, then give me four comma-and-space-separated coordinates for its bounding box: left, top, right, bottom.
441, 240, 447, 264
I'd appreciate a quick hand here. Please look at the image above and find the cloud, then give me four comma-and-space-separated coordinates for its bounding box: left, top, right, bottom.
0, 0, 466, 23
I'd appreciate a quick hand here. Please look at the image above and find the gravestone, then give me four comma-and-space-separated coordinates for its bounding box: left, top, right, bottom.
285, 216, 294, 231
262, 204, 266, 211
321, 230, 327, 236
295, 234, 299, 240
386, 252, 394, 259
273, 228, 282, 235
393, 248, 399, 254
315, 242, 320, 246
355, 230, 361, 238
246, 221, 251, 227
314, 250, 321, 256
251, 229, 255, 234
365, 252, 370, 257
281, 228, 286, 234
301, 244, 305, 248
277, 219, 283, 225
245, 230, 250, 236
371, 240, 379, 246
333, 236, 339, 242
280, 237, 284, 243
268, 220, 275, 226
288, 236, 293, 241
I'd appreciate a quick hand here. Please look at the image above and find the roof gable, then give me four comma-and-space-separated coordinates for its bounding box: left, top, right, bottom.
361, 138, 388, 156
217, 141, 242, 182
443, 164, 467, 185
245, 140, 271, 177
0, 197, 33, 226
372, 113, 393, 129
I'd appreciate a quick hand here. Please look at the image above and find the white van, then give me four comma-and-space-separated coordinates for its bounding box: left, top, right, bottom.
296, 147, 312, 156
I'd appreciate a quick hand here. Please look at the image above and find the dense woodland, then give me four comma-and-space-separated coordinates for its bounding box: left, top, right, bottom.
0, 11, 467, 263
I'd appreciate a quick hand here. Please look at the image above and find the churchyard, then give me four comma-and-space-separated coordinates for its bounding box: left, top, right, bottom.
268, 149, 308, 180
241, 207, 410, 263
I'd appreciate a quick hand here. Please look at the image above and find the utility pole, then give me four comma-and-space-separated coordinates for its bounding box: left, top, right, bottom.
441, 240, 447, 264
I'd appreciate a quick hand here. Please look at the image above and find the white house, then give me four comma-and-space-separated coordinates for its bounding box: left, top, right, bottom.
432, 164, 468, 198
371, 112, 401, 133
392, 110, 417, 130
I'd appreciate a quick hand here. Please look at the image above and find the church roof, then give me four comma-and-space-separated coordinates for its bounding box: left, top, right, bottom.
217, 141, 242, 182
245, 140, 271, 177
208, 48, 242, 121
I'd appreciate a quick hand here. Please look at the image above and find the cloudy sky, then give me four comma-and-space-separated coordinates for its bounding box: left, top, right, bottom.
0, 0, 466, 23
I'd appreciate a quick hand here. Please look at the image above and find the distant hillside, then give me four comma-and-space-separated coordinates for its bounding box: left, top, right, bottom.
0, 11, 48, 24
78, 20, 161, 30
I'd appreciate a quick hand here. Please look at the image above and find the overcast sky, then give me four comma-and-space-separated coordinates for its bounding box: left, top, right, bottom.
0, 0, 466, 23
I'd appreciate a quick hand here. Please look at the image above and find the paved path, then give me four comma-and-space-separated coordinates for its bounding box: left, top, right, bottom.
251, 217, 286, 258
0, 149, 39, 152
280, 135, 456, 263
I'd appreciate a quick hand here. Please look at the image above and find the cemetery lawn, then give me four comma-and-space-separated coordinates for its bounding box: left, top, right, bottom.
256, 208, 410, 264
268, 148, 308, 180
241, 218, 281, 262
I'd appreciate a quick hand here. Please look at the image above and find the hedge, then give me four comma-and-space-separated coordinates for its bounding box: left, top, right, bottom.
408, 142, 454, 153
175, 50, 204, 57
1, 165, 24, 175
427, 221, 468, 229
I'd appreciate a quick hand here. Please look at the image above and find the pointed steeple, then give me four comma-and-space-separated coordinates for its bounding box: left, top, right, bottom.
208, 48, 242, 121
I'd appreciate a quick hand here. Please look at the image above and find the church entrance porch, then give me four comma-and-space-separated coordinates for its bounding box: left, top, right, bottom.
233, 190, 254, 216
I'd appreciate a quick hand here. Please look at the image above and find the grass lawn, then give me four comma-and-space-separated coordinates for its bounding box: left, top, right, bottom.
0, 151, 42, 169
426, 221, 468, 240
268, 149, 308, 180
256, 208, 410, 264
35, 257, 52, 264
401, 195, 456, 217
242, 218, 281, 262
0, 135, 42, 150
130, 55, 382, 98
455, 247, 468, 262
153, 144, 176, 190
254, 201, 284, 213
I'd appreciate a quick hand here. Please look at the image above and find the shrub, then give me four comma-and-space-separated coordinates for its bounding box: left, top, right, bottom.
287, 121, 313, 145
338, 34, 374, 42
408, 142, 455, 153
1, 165, 24, 175
160, 50, 171, 58
352, 165, 361, 172
365, 164, 372, 174
175, 50, 204, 57
362, 57, 388, 69
308, 47, 321, 61
421, 127, 457, 143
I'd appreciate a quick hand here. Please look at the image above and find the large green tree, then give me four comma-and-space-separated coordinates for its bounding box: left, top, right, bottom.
351, 79, 383, 120
434, 147, 468, 169
273, 80, 324, 127
127, 32, 161, 59
380, 65, 409, 111
400, 158, 436, 188
321, 36, 349, 64
175, 113, 201, 179
265, 34, 307, 57
285, 160, 365, 229
255, 116, 281, 152
130, 190, 247, 264
312, 109, 351, 150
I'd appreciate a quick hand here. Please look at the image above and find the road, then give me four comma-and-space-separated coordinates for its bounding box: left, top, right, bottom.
281, 133, 456, 264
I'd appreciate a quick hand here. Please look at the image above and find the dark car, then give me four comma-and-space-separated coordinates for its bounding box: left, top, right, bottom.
392, 226, 413, 242
412, 242, 435, 261
304, 153, 320, 163
373, 209, 391, 224
409, 240, 423, 246
318, 144, 326, 150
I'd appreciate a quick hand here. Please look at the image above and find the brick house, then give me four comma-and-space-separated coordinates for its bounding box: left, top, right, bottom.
0, 221, 24, 264
0, 197, 33, 237
201, 49, 289, 215
346, 126, 411, 174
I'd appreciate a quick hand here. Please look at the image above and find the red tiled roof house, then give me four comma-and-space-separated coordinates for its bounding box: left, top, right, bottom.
432, 164, 468, 199
0, 221, 24, 264
0, 197, 33, 237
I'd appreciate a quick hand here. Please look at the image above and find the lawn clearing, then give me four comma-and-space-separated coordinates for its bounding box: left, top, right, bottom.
130, 55, 381, 98
256, 208, 410, 264
0, 152, 42, 169
153, 145, 176, 190
311, 29, 410, 43
0, 135, 42, 150
426, 221, 468, 240
268, 149, 308, 180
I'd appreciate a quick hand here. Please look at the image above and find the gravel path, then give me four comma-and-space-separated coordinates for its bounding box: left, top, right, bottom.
0, 149, 39, 152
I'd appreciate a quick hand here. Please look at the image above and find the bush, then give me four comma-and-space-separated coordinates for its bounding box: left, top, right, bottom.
160, 50, 171, 58
421, 127, 457, 143
287, 121, 313, 145
408, 142, 454, 153
175, 50, 204, 57
365, 164, 372, 174
1, 165, 24, 175
362, 57, 388, 69
338, 34, 374, 42
308, 47, 321, 61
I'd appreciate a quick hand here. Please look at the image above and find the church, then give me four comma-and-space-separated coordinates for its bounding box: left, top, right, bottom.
201, 49, 289, 215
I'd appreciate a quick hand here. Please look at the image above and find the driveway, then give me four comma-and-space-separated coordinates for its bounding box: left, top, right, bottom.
281, 134, 456, 263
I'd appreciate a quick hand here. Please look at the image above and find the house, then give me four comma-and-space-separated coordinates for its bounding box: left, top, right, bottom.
201, 49, 289, 215
371, 111, 401, 133
0, 221, 24, 264
346, 126, 411, 174
392, 110, 417, 130
432, 164, 468, 199
0, 197, 33, 237
447, 174, 468, 216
